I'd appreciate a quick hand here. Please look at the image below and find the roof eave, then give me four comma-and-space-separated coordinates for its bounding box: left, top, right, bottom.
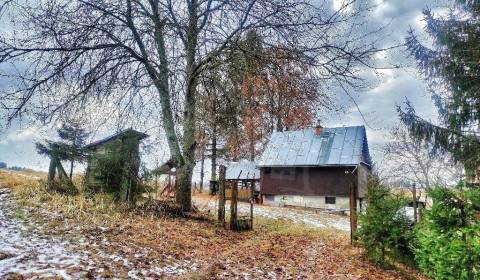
257, 164, 360, 168
84, 129, 149, 149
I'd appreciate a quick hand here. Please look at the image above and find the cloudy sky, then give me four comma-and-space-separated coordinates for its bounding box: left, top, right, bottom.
0, 0, 445, 174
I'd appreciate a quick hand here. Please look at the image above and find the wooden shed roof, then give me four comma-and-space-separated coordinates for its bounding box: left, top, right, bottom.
226, 160, 260, 181
84, 128, 149, 149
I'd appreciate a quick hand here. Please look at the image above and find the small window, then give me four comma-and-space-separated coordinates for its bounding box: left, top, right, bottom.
264, 167, 271, 174
325, 197, 336, 204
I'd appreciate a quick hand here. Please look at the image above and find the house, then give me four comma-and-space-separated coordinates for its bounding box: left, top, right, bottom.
257, 125, 371, 210
84, 128, 148, 191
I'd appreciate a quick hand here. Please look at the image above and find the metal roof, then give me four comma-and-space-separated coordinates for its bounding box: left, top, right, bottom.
226, 160, 260, 180
84, 128, 149, 149
257, 126, 371, 167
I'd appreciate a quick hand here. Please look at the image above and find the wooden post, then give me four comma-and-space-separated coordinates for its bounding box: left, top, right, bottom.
155, 172, 158, 199
218, 165, 226, 227
350, 180, 358, 245
250, 181, 254, 229
47, 157, 56, 190
412, 183, 417, 224
200, 150, 205, 192
168, 173, 172, 191
230, 181, 238, 230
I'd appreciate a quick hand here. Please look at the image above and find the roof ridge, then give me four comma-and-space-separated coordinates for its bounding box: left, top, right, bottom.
85, 128, 149, 149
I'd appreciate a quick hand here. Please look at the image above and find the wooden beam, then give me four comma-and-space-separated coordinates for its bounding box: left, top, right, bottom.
412, 183, 417, 224
250, 181, 254, 229
218, 165, 226, 227
230, 181, 238, 230
350, 179, 358, 245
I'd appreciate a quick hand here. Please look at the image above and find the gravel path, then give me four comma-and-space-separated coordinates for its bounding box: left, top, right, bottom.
193, 196, 351, 231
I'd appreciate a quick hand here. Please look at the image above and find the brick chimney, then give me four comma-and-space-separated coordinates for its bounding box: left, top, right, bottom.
315, 122, 323, 136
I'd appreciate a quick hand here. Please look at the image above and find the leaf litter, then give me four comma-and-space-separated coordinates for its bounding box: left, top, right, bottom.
0, 184, 427, 279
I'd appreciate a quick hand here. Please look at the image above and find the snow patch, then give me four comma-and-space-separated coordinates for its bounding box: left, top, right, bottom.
195, 197, 350, 231
0, 188, 197, 279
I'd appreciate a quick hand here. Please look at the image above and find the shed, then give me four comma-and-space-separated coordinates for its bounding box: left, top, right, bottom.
84, 128, 148, 191
225, 160, 260, 202
257, 125, 371, 210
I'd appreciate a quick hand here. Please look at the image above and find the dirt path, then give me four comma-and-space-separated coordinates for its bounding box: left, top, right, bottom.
193, 195, 351, 231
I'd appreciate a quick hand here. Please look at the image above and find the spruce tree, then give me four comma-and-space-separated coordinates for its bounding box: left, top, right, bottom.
401, 1, 480, 179
57, 121, 89, 179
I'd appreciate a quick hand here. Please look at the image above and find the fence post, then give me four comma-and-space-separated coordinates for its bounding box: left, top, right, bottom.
350, 180, 357, 245
218, 165, 226, 227
412, 183, 417, 223
230, 181, 238, 230
250, 181, 254, 229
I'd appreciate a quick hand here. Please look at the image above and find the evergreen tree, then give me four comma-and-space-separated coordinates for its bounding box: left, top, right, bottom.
402, 1, 480, 179
57, 121, 89, 178
357, 179, 412, 266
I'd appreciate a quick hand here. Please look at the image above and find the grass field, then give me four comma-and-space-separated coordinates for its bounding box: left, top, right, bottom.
0, 170, 427, 279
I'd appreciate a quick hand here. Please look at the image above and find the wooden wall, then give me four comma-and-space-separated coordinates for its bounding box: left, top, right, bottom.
260, 166, 368, 198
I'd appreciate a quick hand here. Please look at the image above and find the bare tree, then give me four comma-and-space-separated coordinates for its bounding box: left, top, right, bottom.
382, 123, 464, 189
1, 0, 385, 210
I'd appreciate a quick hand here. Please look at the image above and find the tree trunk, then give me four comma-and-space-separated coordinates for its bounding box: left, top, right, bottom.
174, 2, 200, 211
200, 147, 205, 192
210, 124, 217, 194
249, 138, 255, 161
175, 163, 194, 211
276, 115, 283, 132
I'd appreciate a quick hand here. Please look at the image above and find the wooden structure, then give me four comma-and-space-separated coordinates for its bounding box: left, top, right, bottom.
258, 125, 372, 244
218, 161, 260, 231
218, 166, 226, 227
36, 142, 77, 194
258, 125, 371, 211
84, 129, 148, 193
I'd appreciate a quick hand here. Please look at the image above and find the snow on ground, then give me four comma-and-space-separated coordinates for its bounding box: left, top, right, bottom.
194, 196, 351, 231
0, 188, 90, 279
0, 188, 196, 279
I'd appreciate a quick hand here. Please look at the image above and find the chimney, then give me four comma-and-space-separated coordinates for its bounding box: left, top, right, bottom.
315, 122, 323, 136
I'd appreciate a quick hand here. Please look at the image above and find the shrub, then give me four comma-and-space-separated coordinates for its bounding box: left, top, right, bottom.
413, 187, 480, 280
357, 179, 413, 265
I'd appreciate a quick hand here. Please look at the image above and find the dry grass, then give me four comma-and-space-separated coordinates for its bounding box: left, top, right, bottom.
0, 170, 40, 189
0, 170, 428, 279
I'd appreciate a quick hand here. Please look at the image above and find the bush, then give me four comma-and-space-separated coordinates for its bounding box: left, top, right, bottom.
413, 187, 480, 280
357, 179, 413, 265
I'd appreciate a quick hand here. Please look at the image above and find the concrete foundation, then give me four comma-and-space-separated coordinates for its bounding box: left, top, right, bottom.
262, 194, 362, 211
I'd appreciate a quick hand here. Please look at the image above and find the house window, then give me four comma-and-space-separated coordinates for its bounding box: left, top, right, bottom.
325, 197, 336, 205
